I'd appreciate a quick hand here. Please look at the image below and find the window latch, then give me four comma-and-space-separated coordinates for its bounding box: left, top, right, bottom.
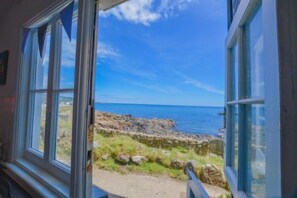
218, 107, 226, 130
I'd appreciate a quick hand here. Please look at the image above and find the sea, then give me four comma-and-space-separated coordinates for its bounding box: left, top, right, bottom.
95, 103, 224, 136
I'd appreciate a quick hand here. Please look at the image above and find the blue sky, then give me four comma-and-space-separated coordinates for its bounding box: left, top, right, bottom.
95, 0, 227, 107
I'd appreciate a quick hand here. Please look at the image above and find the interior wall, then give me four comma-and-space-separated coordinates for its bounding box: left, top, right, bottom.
0, 0, 58, 161
277, 0, 297, 196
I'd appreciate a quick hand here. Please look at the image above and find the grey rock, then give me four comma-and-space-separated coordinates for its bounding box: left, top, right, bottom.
131, 156, 148, 165
115, 154, 130, 165
170, 160, 183, 170
101, 154, 109, 161
93, 141, 100, 148
162, 150, 170, 156
200, 164, 227, 189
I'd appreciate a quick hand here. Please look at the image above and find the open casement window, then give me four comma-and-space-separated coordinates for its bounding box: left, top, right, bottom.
13, 0, 100, 197
20, 15, 79, 188
26, 17, 77, 170
14, 0, 128, 196
225, 0, 280, 197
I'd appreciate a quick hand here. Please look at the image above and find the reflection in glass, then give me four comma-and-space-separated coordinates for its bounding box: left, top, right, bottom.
232, 0, 241, 15
59, 20, 78, 89
34, 30, 51, 90
245, 5, 264, 98
232, 43, 239, 100
55, 92, 74, 166
231, 105, 239, 173
246, 104, 265, 197
31, 93, 47, 153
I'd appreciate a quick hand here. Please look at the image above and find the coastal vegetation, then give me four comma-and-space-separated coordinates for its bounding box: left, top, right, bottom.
55, 107, 227, 191
92, 111, 227, 190
93, 133, 223, 182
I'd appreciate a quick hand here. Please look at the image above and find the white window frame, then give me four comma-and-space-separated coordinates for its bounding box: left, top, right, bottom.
224, 0, 281, 197
10, 0, 126, 197
22, 12, 80, 182
6, 0, 96, 197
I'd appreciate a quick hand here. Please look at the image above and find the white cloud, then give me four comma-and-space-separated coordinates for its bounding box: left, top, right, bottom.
95, 92, 140, 103
185, 79, 224, 95
100, 0, 193, 25
97, 41, 120, 58
108, 63, 158, 80
176, 72, 224, 95
59, 40, 120, 68
122, 78, 181, 94
96, 41, 158, 80
158, 0, 193, 18
101, 0, 161, 25
60, 40, 77, 68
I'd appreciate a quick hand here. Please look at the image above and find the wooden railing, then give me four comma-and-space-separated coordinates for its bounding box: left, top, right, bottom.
185, 162, 210, 198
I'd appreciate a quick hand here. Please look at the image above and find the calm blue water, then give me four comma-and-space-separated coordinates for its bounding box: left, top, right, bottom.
95, 103, 223, 135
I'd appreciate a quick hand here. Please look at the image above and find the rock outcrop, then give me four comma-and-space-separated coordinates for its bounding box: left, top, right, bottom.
101, 154, 109, 161
200, 164, 227, 189
95, 112, 213, 141
131, 156, 148, 165
170, 160, 184, 170
115, 154, 130, 165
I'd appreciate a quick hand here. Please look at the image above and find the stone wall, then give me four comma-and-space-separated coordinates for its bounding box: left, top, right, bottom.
209, 139, 224, 157
96, 128, 210, 156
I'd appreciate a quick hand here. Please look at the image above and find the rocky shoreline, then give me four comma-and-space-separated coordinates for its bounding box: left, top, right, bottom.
95, 111, 216, 141
94, 111, 227, 190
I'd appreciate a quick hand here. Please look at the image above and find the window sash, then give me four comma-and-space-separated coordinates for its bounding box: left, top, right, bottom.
226, 0, 266, 196
12, 1, 100, 196
24, 14, 76, 181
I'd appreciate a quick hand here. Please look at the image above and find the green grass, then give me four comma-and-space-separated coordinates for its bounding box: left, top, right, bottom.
93, 133, 223, 181
51, 108, 224, 183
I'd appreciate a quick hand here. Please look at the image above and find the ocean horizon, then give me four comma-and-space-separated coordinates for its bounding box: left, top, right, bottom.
95, 103, 224, 135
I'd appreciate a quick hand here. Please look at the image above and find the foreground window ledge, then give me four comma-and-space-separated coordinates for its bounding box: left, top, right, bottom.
3, 160, 69, 197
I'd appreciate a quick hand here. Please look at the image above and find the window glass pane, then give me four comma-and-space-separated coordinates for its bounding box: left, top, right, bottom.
34, 30, 51, 90
59, 20, 78, 89
231, 43, 239, 100
245, 5, 264, 98
246, 104, 265, 197
231, 105, 239, 173
30, 92, 47, 153
55, 92, 73, 166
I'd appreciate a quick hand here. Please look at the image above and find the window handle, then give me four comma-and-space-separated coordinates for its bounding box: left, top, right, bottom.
218, 107, 226, 129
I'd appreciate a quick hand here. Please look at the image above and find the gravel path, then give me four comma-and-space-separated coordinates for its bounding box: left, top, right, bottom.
93, 169, 229, 198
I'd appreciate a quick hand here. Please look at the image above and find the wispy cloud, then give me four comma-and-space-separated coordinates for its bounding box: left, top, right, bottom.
100, 0, 194, 25
101, 0, 160, 25
122, 78, 181, 94
102, 61, 158, 80
60, 40, 120, 68
60, 40, 76, 68
158, 0, 193, 18
97, 41, 120, 58
124, 68, 157, 79
185, 79, 224, 95
176, 72, 224, 95
96, 93, 140, 103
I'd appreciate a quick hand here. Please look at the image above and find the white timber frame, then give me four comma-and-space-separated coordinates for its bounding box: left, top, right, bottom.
8, 0, 98, 197
224, 0, 280, 197
70, 0, 98, 197
7, 0, 129, 197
